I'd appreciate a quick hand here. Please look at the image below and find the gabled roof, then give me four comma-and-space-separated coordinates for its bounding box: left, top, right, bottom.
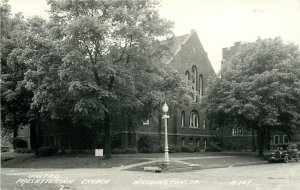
165, 29, 197, 64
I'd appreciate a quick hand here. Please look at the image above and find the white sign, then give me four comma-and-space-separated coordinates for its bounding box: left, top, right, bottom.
95, 149, 103, 157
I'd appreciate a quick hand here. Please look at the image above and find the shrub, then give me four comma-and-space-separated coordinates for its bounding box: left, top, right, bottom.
137, 135, 160, 153
169, 145, 180, 153
206, 143, 223, 152
12, 138, 28, 149
111, 134, 122, 149
124, 147, 137, 154
112, 147, 137, 154
159, 144, 180, 153
14, 148, 33, 154
194, 146, 202, 152
38, 147, 59, 156
181, 146, 194, 153
225, 143, 233, 151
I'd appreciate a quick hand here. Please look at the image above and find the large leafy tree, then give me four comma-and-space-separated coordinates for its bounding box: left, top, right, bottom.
1, 0, 58, 153
24, 0, 194, 158
202, 38, 300, 156
1, 0, 34, 137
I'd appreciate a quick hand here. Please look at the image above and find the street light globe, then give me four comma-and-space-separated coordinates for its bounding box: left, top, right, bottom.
162, 102, 169, 113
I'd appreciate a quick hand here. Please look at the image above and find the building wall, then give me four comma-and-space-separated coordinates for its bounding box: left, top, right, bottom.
112, 31, 217, 150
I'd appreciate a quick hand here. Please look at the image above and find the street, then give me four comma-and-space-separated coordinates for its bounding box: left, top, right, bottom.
2, 161, 300, 190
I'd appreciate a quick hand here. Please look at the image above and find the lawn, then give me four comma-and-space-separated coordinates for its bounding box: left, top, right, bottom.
1, 153, 149, 169
127, 155, 266, 172
182, 156, 266, 169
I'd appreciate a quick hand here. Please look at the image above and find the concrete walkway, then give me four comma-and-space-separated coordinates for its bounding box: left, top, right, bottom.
115, 155, 264, 171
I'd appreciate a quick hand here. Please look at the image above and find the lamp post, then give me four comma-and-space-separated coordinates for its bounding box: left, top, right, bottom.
162, 102, 170, 164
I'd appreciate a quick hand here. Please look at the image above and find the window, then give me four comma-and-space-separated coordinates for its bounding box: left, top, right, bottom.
203, 119, 206, 129
204, 138, 207, 150
283, 135, 289, 144
189, 110, 199, 128
182, 138, 185, 147
199, 74, 203, 97
232, 127, 243, 136
185, 71, 190, 80
192, 66, 197, 91
142, 119, 149, 125
274, 135, 279, 145
181, 111, 185, 128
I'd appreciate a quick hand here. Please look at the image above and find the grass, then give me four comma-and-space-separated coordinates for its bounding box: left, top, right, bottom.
182, 156, 266, 169
127, 155, 266, 172
1, 153, 149, 169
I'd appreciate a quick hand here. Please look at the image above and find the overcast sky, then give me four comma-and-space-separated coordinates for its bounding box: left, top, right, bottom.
8, 0, 300, 73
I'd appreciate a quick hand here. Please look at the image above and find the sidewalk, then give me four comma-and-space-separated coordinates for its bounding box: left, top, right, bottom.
123, 154, 266, 172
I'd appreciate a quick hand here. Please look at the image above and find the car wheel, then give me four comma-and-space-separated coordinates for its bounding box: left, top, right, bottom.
284, 155, 289, 163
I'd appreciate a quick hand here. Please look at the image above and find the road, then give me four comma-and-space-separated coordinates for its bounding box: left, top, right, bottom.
1, 162, 300, 190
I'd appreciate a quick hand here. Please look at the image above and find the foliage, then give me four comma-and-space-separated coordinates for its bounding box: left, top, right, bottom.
14, 148, 33, 154
137, 135, 160, 153
38, 147, 59, 156
158, 144, 181, 153
0, 1, 35, 135
206, 143, 223, 152
23, 0, 192, 126
11, 138, 28, 148
202, 37, 300, 155
1, 0, 195, 158
112, 147, 137, 154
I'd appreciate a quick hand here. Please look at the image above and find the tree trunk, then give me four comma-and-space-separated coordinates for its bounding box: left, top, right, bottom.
13, 127, 18, 149
30, 120, 40, 156
252, 127, 256, 152
13, 128, 18, 138
104, 111, 111, 159
258, 127, 265, 157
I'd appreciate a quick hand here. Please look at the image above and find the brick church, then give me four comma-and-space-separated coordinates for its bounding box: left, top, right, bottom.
113, 29, 217, 151
18, 30, 300, 152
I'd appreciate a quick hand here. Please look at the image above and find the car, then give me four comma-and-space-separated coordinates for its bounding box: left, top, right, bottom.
268, 143, 299, 163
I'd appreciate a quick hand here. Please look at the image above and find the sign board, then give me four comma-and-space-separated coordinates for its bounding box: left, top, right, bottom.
95, 149, 103, 157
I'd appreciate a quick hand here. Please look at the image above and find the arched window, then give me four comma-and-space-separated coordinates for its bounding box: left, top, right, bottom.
189, 110, 199, 128
199, 74, 203, 97
192, 66, 197, 90
181, 111, 185, 128
185, 71, 190, 80
204, 138, 207, 150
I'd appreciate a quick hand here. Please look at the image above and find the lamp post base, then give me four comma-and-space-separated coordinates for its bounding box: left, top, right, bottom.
164, 150, 170, 164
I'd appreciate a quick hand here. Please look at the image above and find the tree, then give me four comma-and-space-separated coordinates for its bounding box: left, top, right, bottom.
24, 0, 194, 158
1, 1, 33, 138
1, 0, 62, 153
202, 38, 300, 156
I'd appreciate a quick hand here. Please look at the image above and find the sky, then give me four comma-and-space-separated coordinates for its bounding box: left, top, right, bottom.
8, 0, 300, 73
